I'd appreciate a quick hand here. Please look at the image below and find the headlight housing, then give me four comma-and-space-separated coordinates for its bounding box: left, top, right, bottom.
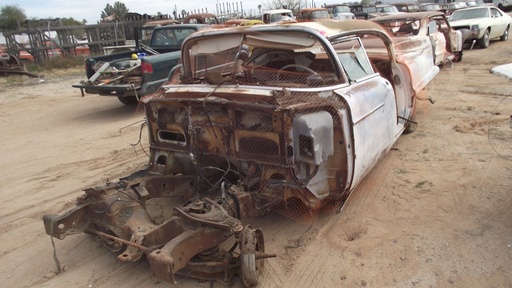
471, 24, 480, 35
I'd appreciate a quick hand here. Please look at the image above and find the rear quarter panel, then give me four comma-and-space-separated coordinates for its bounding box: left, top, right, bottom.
141, 51, 181, 95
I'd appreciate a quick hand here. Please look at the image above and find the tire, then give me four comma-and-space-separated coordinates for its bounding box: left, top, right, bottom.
478, 29, 490, 48
500, 26, 509, 41
404, 119, 417, 134
404, 106, 417, 134
117, 95, 138, 105
455, 50, 463, 63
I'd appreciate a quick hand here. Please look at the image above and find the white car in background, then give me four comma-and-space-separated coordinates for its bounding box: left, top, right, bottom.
324, 4, 356, 20
448, 6, 511, 48
262, 9, 295, 24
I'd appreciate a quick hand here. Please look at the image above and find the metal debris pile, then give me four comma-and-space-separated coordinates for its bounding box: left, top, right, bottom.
81, 57, 142, 86
0, 48, 39, 78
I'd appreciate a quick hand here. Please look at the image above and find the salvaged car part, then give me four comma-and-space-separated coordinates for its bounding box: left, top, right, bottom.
0, 51, 39, 77
44, 176, 275, 285
44, 20, 438, 286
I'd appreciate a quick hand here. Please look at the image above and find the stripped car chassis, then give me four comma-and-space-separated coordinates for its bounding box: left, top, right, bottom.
43, 174, 275, 286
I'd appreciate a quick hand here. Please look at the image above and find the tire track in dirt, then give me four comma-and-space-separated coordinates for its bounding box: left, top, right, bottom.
0, 148, 148, 230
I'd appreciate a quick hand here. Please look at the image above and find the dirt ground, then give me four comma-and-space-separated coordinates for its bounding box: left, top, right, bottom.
1, 36, 511, 288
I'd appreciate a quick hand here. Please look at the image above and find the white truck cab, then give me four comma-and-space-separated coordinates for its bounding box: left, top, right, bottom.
262, 9, 295, 23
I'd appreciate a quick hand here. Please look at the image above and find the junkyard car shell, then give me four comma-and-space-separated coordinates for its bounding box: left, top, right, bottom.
43, 20, 441, 287
372, 11, 463, 65
296, 8, 330, 22
155, 20, 437, 197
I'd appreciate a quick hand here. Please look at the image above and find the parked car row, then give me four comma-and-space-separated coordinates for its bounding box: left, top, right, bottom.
366, 3, 511, 49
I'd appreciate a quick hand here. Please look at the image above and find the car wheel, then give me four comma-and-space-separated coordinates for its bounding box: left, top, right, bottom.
478, 29, 490, 48
455, 50, 463, 63
117, 95, 138, 105
404, 106, 417, 134
500, 26, 509, 41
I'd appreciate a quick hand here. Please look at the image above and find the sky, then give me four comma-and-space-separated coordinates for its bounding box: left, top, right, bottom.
0, 1, 345, 24
1, 1, 351, 24
1, 1, 260, 24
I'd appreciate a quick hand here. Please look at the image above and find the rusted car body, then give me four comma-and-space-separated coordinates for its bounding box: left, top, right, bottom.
224, 19, 265, 27
371, 11, 463, 65
296, 8, 330, 22
43, 20, 437, 287
184, 13, 221, 25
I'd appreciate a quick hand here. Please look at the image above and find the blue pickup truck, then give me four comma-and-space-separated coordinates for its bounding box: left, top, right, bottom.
72, 24, 209, 105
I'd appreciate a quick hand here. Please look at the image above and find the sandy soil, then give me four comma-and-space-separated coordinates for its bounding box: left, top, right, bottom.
1, 37, 511, 288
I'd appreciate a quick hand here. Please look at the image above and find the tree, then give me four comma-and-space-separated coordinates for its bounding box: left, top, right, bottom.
100, 2, 129, 21
61, 18, 87, 39
0, 4, 27, 31
261, 0, 305, 12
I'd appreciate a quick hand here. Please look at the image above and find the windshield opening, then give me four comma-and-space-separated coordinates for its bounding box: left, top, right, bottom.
182, 31, 342, 88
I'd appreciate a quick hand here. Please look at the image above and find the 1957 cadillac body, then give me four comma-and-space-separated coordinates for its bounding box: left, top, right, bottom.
43, 20, 438, 287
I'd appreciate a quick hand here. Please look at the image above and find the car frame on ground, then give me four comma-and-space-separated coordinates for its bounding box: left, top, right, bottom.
448, 6, 511, 48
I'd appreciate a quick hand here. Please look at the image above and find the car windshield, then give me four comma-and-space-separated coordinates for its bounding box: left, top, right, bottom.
421, 4, 441, 10
450, 8, 489, 21
333, 6, 351, 13
310, 10, 330, 19
363, 6, 378, 13
151, 28, 198, 46
378, 5, 399, 12
181, 30, 343, 88
374, 19, 421, 36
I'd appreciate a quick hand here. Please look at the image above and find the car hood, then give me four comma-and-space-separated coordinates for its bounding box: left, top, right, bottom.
449, 18, 483, 27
